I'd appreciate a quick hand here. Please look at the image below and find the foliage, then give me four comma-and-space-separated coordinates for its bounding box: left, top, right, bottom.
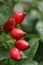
0, 0, 43, 65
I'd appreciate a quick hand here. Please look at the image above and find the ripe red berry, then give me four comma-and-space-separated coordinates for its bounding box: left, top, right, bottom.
10, 28, 26, 39
3, 18, 15, 31
15, 40, 30, 51
9, 48, 21, 61
12, 12, 26, 24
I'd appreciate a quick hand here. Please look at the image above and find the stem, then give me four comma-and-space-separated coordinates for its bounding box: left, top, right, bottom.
7, 42, 12, 48
2, 43, 8, 49
0, 41, 12, 49
20, 51, 27, 59
17, 24, 21, 29
8, 59, 10, 65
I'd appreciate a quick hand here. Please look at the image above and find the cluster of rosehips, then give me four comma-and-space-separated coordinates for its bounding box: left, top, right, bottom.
2, 12, 30, 61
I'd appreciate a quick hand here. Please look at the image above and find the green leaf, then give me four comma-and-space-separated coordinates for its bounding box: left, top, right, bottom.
0, 0, 16, 26
39, 60, 43, 65
21, 60, 38, 65
0, 49, 10, 60
24, 38, 39, 60
0, 59, 15, 65
0, 13, 8, 26
0, 32, 14, 41
0, 32, 15, 49
0, 59, 8, 65
15, 59, 38, 65
25, 34, 38, 39
0, 32, 10, 41
0, 51, 5, 60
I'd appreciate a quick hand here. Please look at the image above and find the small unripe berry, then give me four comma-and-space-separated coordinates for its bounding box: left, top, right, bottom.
3, 18, 15, 31
15, 40, 30, 51
9, 48, 21, 61
10, 28, 26, 39
12, 12, 26, 24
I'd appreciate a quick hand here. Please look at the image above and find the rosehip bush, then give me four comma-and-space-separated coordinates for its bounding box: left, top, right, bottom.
0, 0, 43, 65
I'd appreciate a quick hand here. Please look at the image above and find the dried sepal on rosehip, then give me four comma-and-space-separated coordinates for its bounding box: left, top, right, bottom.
15, 40, 30, 51
9, 48, 21, 61
12, 12, 26, 25
3, 18, 15, 31
10, 28, 26, 39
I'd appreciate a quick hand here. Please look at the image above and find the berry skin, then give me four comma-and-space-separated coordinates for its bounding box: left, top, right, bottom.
15, 40, 30, 51
12, 12, 26, 24
10, 28, 26, 39
9, 48, 21, 61
3, 18, 15, 31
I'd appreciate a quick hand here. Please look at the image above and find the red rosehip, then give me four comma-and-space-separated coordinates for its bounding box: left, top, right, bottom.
10, 28, 26, 39
3, 18, 15, 31
15, 40, 30, 51
12, 12, 26, 24
9, 48, 21, 61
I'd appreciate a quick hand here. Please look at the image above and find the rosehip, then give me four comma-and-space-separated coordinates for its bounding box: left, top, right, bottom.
9, 48, 21, 61
15, 40, 30, 51
12, 12, 26, 24
3, 18, 15, 31
10, 28, 26, 39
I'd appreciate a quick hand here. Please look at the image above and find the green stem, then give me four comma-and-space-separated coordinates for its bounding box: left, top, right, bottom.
7, 42, 12, 48
2, 43, 8, 49
17, 24, 21, 29
8, 59, 10, 65
0, 39, 16, 49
